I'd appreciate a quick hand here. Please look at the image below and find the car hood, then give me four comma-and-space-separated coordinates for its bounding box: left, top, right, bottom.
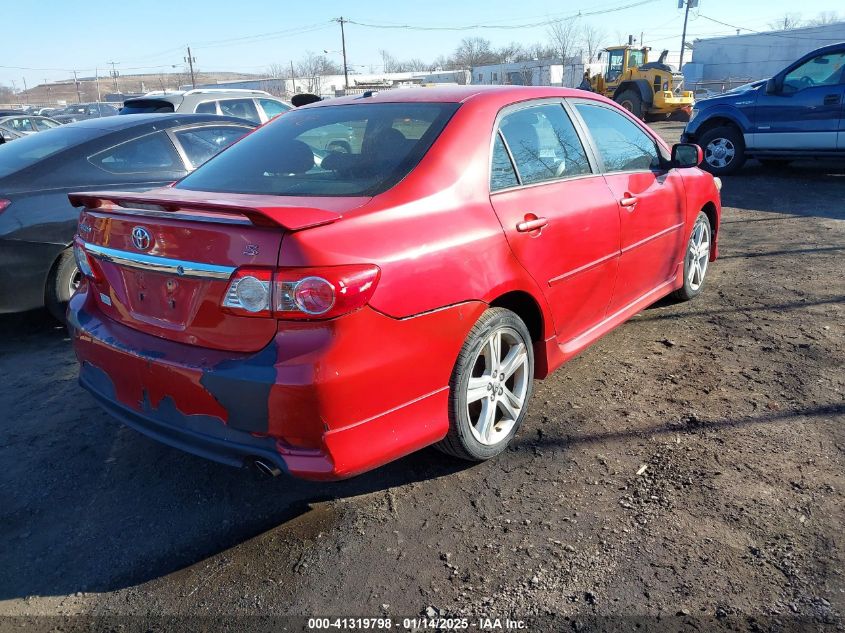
695, 80, 765, 108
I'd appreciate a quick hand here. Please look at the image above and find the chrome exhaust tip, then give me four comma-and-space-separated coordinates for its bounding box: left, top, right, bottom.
252, 458, 282, 478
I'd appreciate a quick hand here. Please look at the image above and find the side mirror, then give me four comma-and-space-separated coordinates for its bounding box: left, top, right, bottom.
765, 77, 779, 95
671, 143, 702, 168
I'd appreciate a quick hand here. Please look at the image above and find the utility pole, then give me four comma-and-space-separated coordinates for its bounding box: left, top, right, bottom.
336, 17, 350, 92
73, 70, 82, 103
95, 68, 101, 101
21, 77, 28, 104
678, 0, 698, 70
108, 61, 120, 93
290, 60, 297, 94
185, 46, 197, 89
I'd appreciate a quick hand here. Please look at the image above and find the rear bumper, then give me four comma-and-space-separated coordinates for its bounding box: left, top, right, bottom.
68, 287, 484, 480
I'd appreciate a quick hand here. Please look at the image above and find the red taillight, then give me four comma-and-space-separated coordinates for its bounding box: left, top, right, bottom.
0, 199, 10, 214
221, 264, 380, 320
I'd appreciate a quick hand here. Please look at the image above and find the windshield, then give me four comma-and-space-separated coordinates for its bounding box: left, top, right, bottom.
120, 99, 176, 114
0, 127, 98, 178
176, 102, 459, 197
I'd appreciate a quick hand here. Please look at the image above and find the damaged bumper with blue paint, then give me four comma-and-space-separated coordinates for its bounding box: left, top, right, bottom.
68, 285, 477, 480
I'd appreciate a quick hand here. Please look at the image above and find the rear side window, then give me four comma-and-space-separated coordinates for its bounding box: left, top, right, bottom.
173, 126, 250, 168
120, 99, 176, 114
498, 104, 591, 185
194, 101, 218, 115
259, 98, 290, 119
0, 127, 97, 178
575, 103, 660, 172
89, 131, 181, 174
491, 133, 518, 191
34, 118, 60, 131
176, 103, 459, 197
218, 99, 261, 123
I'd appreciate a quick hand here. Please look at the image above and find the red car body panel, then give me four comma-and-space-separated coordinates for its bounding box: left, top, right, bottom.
68, 86, 721, 480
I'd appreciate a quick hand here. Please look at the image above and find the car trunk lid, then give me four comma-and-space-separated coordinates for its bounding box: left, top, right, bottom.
71, 189, 368, 352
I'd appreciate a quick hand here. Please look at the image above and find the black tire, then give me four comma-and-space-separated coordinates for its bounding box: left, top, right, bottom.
759, 158, 791, 169
435, 307, 534, 461
672, 211, 712, 302
615, 90, 643, 119
45, 248, 81, 323
698, 125, 745, 175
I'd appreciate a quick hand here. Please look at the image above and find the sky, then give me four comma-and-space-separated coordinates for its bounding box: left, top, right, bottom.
3, 0, 842, 88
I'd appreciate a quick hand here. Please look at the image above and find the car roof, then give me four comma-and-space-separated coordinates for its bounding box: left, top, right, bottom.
59, 113, 256, 132
306, 85, 602, 108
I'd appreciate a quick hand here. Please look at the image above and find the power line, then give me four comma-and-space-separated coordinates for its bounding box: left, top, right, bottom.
696, 14, 845, 41
345, 0, 660, 32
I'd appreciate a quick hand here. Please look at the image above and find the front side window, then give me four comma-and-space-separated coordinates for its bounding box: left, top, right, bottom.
497, 104, 591, 186
575, 103, 660, 172
89, 131, 181, 174
176, 103, 458, 197
259, 98, 290, 119
628, 49, 645, 69
218, 99, 261, 123
606, 50, 624, 81
783, 52, 845, 93
6, 118, 34, 132
174, 126, 250, 168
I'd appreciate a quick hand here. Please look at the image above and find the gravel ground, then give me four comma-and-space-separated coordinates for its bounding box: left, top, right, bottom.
0, 122, 843, 631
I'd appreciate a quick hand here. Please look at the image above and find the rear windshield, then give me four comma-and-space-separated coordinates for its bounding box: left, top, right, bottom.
120, 99, 177, 114
0, 127, 98, 179
175, 102, 459, 197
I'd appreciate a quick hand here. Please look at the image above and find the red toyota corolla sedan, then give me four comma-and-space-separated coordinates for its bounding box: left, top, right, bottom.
67, 86, 721, 480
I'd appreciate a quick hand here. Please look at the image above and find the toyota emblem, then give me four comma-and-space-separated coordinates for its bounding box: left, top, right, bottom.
131, 226, 152, 251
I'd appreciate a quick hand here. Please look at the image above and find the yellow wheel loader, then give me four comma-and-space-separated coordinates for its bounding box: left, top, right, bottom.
590, 45, 695, 121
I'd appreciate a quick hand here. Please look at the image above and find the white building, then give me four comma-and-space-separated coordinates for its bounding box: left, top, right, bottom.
684, 21, 845, 86
471, 58, 603, 88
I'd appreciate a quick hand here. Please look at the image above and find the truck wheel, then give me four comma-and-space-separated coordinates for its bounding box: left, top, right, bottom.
698, 126, 746, 175
46, 249, 81, 324
616, 90, 643, 119
435, 308, 534, 462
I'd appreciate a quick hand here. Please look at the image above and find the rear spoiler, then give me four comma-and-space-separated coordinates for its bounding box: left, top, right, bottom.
68, 190, 343, 231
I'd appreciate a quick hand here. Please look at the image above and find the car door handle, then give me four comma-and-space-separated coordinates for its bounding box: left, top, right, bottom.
516, 216, 548, 232
823, 94, 841, 105
619, 195, 638, 208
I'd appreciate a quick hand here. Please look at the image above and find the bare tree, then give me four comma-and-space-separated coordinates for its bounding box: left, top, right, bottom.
581, 23, 607, 62
548, 18, 580, 63
453, 37, 497, 69
267, 63, 290, 79
768, 13, 803, 30
806, 11, 841, 25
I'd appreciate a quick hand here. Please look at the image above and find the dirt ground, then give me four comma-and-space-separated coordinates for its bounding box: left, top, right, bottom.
0, 122, 843, 631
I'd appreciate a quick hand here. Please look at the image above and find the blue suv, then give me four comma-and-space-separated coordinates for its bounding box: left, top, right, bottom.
682, 43, 845, 175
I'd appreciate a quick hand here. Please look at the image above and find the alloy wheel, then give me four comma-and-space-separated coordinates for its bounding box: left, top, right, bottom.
704, 137, 735, 169
686, 217, 711, 291
465, 327, 530, 446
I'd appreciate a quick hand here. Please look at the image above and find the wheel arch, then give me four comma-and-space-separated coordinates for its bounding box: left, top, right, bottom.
701, 200, 719, 254
613, 80, 653, 106
42, 244, 73, 305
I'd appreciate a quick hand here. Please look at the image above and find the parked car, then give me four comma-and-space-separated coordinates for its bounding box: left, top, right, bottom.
0, 113, 255, 321
34, 107, 58, 117
120, 89, 291, 124
0, 115, 61, 135
0, 109, 24, 117
683, 42, 845, 174
68, 86, 721, 480
51, 102, 120, 124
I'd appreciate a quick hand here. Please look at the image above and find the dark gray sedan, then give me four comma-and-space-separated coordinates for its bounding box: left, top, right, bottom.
0, 113, 255, 320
